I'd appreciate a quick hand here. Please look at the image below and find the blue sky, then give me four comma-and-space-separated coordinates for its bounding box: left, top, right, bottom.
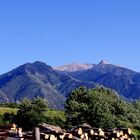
0, 0, 140, 74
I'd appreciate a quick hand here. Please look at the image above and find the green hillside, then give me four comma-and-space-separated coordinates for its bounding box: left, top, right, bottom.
0, 107, 17, 115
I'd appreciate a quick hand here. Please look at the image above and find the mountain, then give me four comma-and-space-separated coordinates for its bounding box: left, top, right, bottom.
0, 61, 97, 109
1, 60, 140, 109
55, 60, 140, 100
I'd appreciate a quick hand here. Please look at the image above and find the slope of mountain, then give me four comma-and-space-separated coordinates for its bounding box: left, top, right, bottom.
0, 61, 97, 109
1, 60, 140, 109
0, 62, 65, 109
55, 61, 140, 100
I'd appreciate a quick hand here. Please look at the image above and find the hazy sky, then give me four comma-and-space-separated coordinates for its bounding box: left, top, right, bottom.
0, 0, 140, 74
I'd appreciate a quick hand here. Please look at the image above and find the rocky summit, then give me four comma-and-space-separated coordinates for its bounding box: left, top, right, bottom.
57, 60, 140, 100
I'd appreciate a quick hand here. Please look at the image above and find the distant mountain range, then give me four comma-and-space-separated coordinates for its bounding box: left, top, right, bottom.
0, 60, 140, 109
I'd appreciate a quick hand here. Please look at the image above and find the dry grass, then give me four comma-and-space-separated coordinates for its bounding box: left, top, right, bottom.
0, 107, 17, 115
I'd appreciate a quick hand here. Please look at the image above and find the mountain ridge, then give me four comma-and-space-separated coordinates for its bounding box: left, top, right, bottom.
0, 61, 97, 109
56, 61, 140, 100
0, 60, 140, 109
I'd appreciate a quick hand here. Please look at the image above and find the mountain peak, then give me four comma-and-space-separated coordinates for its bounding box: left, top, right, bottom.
98, 60, 110, 65
32, 61, 49, 66
54, 63, 94, 72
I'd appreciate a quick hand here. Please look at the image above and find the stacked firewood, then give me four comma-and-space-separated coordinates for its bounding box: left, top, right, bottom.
0, 123, 23, 139
39, 123, 134, 140
0, 123, 134, 140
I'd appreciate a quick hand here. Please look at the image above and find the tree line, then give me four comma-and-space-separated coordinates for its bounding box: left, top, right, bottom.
1, 87, 140, 134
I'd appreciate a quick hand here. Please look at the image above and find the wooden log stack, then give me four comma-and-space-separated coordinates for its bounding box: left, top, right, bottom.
0, 123, 135, 140
39, 123, 134, 140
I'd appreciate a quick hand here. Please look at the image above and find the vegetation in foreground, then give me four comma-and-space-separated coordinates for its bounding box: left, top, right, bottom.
66, 87, 140, 139
0, 87, 140, 138
0, 98, 66, 130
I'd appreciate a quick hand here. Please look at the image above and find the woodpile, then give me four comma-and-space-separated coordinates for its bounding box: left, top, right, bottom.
39, 123, 134, 140
0, 123, 135, 140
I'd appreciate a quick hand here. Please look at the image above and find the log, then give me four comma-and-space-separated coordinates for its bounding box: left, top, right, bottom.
119, 131, 123, 136
41, 133, 49, 140
0, 124, 13, 129
7, 130, 17, 137
75, 128, 83, 135
0, 129, 9, 132
64, 133, 73, 139
0, 131, 8, 137
123, 134, 128, 139
72, 127, 83, 138
50, 134, 57, 140
24, 134, 33, 139
58, 134, 65, 140
42, 130, 58, 134
99, 130, 104, 136
34, 127, 40, 140
39, 123, 62, 132
45, 134, 49, 139
80, 133, 85, 139
84, 132, 88, 140
17, 127, 23, 138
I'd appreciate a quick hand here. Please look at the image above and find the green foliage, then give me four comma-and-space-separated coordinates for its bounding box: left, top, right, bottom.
15, 98, 48, 130
0, 107, 17, 115
45, 110, 66, 128
65, 87, 140, 129
0, 102, 19, 108
0, 99, 66, 130
0, 107, 17, 124
3, 112, 15, 124
0, 115, 3, 124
